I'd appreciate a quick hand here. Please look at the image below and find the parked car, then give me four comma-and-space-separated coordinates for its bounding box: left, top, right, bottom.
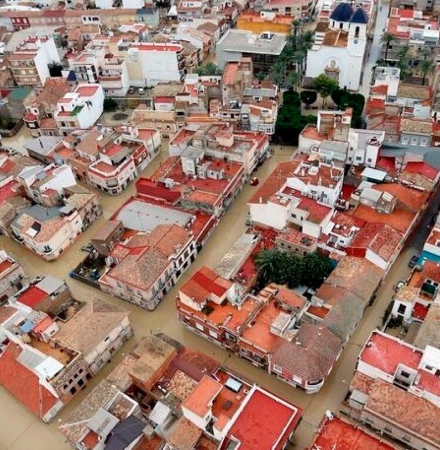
408, 255, 419, 269
250, 177, 259, 186
138, 88, 145, 95
128, 87, 135, 94
395, 280, 406, 292
81, 244, 94, 252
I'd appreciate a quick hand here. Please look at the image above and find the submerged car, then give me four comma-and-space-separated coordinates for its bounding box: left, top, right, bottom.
250, 177, 259, 186
408, 255, 419, 269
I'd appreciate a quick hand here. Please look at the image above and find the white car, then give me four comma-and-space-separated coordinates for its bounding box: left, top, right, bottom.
395, 280, 406, 292
138, 88, 145, 95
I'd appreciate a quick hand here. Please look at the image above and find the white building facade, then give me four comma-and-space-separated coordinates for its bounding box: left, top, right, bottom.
306, 4, 368, 91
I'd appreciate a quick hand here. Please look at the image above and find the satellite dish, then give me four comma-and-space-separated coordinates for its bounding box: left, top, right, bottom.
325, 410, 334, 420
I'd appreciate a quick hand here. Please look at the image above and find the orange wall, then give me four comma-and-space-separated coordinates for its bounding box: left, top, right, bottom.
236, 18, 291, 35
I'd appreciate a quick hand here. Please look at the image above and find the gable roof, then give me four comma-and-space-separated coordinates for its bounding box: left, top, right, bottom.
105, 416, 145, 450
0, 343, 59, 419
271, 324, 342, 383
53, 298, 128, 356
322, 291, 365, 341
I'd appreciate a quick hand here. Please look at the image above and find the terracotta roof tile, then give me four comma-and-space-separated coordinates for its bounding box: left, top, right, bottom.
249, 161, 300, 204
365, 379, 440, 446
0, 343, 59, 419
271, 324, 342, 383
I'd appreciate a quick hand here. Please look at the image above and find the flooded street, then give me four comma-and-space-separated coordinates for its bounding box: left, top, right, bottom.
0, 136, 427, 449
1, 143, 313, 449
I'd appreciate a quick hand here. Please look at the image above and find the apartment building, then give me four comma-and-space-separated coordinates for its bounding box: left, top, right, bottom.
8, 36, 60, 87
0, 279, 131, 422
99, 201, 198, 310
0, 251, 27, 304
54, 84, 104, 133
123, 42, 185, 87
59, 333, 303, 449
10, 204, 83, 260
344, 330, 440, 450
98, 54, 130, 97
23, 78, 72, 137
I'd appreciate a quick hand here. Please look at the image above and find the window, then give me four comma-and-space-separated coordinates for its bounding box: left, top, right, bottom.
397, 304, 406, 314
273, 364, 282, 373
425, 365, 433, 371
195, 323, 204, 332
400, 370, 411, 378
355, 26, 359, 38
209, 330, 217, 339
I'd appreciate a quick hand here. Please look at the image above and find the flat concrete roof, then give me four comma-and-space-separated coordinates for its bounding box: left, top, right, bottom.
217, 30, 286, 55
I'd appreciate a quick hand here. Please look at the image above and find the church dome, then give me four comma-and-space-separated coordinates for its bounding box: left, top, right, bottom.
350, 7, 368, 24
330, 3, 354, 22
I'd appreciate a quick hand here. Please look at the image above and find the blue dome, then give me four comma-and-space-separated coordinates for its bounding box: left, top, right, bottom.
350, 7, 368, 24
330, 3, 354, 22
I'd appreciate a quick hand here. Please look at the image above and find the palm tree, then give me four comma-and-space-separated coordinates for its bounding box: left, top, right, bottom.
254, 249, 281, 285
420, 57, 434, 85
381, 32, 396, 61
291, 19, 302, 50
271, 61, 286, 87
298, 30, 314, 53
396, 44, 410, 80
289, 71, 300, 90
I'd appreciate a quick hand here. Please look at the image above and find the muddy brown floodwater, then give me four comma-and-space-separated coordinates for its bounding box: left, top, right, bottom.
0, 139, 416, 450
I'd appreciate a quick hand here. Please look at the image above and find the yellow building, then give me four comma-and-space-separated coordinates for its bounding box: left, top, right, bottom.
237, 11, 293, 35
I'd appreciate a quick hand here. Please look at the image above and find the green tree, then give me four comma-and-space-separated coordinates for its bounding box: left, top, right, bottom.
197, 62, 221, 76
254, 249, 284, 286
420, 57, 434, 86
48, 62, 63, 77
291, 19, 302, 50
300, 90, 317, 106
301, 253, 334, 289
271, 60, 286, 87
396, 44, 410, 80
103, 98, 118, 111
380, 33, 396, 61
289, 71, 300, 90
330, 88, 346, 108
314, 73, 339, 107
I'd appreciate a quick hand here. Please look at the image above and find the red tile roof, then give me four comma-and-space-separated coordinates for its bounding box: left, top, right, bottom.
182, 375, 222, 418
349, 222, 402, 263
350, 204, 414, 235
248, 161, 300, 204
271, 324, 342, 383
373, 183, 429, 212
226, 388, 302, 450
298, 198, 332, 224
0, 305, 18, 324
376, 156, 396, 175
0, 343, 59, 419
136, 178, 182, 203
181, 266, 231, 303
17, 286, 47, 308
307, 417, 397, 450
404, 162, 439, 181
360, 331, 422, 375
365, 379, 440, 447
76, 85, 99, 97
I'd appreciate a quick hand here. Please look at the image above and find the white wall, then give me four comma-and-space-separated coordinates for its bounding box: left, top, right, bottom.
135, 48, 182, 86
181, 405, 211, 429
249, 201, 289, 230
306, 39, 366, 91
